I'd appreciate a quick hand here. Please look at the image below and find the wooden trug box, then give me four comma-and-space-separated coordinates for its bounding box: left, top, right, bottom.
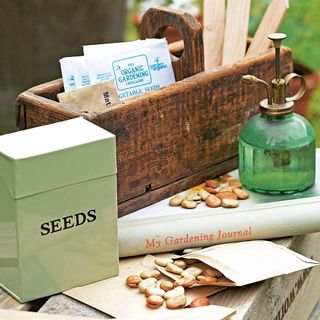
15, 7, 293, 217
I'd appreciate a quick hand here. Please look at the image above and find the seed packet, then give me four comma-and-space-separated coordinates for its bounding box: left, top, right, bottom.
85, 38, 175, 101
59, 57, 77, 92
64, 255, 230, 319
59, 56, 91, 92
71, 56, 91, 89
57, 80, 119, 113
83, 38, 166, 58
155, 240, 319, 287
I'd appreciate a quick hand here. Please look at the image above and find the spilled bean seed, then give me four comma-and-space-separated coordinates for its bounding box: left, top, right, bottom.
169, 194, 184, 206
174, 274, 196, 288
215, 191, 238, 200
181, 267, 203, 277
166, 295, 186, 309
205, 180, 220, 189
163, 286, 185, 300
229, 179, 242, 188
160, 280, 174, 291
181, 199, 198, 209
186, 193, 201, 203
219, 186, 236, 192
205, 194, 221, 208
154, 257, 173, 267
204, 187, 218, 194
145, 287, 165, 297
189, 297, 210, 308
138, 277, 157, 293
146, 295, 164, 309
166, 263, 183, 275
126, 275, 142, 288
221, 198, 239, 208
174, 260, 187, 270
140, 270, 160, 280
233, 188, 249, 200
205, 268, 223, 278
199, 189, 210, 201
197, 275, 217, 285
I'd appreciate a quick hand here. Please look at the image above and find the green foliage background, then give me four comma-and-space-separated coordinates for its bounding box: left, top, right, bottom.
249, 0, 320, 71
129, 0, 320, 71
127, 0, 320, 145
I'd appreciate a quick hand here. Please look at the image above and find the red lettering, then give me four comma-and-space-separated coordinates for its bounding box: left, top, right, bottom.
145, 239, 155, 248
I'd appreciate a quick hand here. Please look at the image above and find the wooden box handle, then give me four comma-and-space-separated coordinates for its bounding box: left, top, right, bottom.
139, 6, 204, 81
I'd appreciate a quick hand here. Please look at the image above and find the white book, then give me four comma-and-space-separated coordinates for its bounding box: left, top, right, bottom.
118, 150, 320, 258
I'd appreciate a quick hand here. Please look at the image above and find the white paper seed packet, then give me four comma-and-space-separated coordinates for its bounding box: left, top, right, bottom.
59, 57, 77, 92
64, 255, 227, 319
71, 56, 91, 89
83, 38, 168, 58
156, 240, 319, 287
85, 38, 175, 101
60, 39, 175, 100
59, 56, 91, 92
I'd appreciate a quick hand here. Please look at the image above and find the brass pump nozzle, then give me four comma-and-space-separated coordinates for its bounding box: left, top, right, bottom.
241, 75, 272, 105
241, 33, 306, 116
268, 33, 287, 83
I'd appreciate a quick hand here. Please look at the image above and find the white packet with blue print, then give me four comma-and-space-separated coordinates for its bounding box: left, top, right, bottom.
85, 38, 175, 101
59, 57, 77, 92
83, 38, 168, 58
59, 56, 91, 92
71, 56, 91, 89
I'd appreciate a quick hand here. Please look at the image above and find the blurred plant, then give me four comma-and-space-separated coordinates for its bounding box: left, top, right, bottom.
308, 81, 320, 146
249, 0, 320, 71
128, 0, 320, 72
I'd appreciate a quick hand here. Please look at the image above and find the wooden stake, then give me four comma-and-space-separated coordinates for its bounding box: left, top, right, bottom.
222, 0, 251, 65
246, 0, 289, 57
203, 0, 225, 70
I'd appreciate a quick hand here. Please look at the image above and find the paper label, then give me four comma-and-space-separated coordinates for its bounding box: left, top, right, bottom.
112, 54, 152, 91
86, 39, 175, 101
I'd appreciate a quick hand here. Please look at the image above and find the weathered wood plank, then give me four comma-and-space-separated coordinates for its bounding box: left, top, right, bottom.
0, 310, 93, 320
39, 295, 109, 319
309, 300, 320, 320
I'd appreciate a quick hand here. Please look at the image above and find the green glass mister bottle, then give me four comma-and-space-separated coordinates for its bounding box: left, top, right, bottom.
239, 33, 316, 194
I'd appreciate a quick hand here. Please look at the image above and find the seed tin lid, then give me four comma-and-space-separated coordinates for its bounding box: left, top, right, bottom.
0, 117, 117, 199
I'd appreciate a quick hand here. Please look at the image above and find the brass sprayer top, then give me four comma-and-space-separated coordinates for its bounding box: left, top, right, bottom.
241, 33, 306, 116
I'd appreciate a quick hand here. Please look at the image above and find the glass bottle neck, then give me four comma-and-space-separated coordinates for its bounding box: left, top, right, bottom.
261, 112, 293, 121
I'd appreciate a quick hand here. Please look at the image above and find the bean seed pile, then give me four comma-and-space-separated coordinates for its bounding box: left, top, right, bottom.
169, 174, 249, 209
125, 257, 226, 310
